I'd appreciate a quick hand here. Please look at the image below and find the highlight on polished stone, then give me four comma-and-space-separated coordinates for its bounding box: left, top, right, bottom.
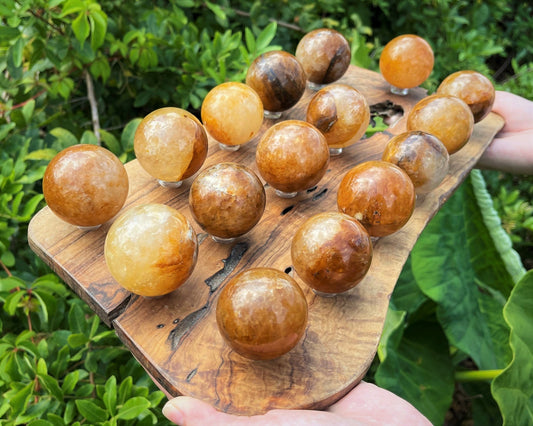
255, 120, 330, 198
216, 267, 308, 360
245, 50, 307, 119
134, 107, 208, 187
337, 160, 415, 237
379, 34, 434, 95
104, 203, 198, 297
306, 83, 370, 155
189, 162, 266, 243
382, 130, 449, 194
201, 82, 264, 151
42, 144, 129, 230
295, 28, 351, 90
291, 211, 373, 296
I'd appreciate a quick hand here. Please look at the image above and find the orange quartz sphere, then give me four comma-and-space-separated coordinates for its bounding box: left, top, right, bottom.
406, 94, 474, 155
216, 268, 308, 360
245, 51, 307, 113
201, 82, 264, 147
255, 120, 330, 195
437, 70, 495, 122
189, 163, 266, 240
291, 212, 373, 295
337, 161, 415, 237
104, 203, 198, 297
382, 131, 449, 194
295, 28, 351, 85
134, 107, 208, 183
43, 144, 129, 228
379, 34, 434, 90
306, 84, 370, 149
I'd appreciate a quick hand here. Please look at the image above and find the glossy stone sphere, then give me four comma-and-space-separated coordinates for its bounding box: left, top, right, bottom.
104, 203, 198, 297
291, 212, 373, 296
337, 161, 415, 237
382, 131, 449, 194
295, 28, 351, 86
134, 107, 208, 185
43, 144, 129, 228
189, 163, 266, 241
201, 82, 264, 149
255, 120, 330, 195
306, 84, 370, 149
379, 34, 434, 92
245, 51, 307, 115
406, 94, 474, 155
216, 268, 308, 360
437, 70, 495, 123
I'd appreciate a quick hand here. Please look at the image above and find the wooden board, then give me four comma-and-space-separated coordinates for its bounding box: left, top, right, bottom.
28, 65, 504, 415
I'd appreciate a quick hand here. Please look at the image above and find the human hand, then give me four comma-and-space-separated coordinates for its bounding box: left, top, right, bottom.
477, 90, 533, 174
162, 381, 431, 426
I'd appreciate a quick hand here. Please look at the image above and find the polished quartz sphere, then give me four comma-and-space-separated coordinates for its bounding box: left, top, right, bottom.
43, 144, 129, 229
379, 34, 434, 94
189, 162, 266, 241
291, 212, 373, 296
255, 120, 330, 197
104, 203, 198, 297
337, 161, 415, 237
134, 107, 208, 186
406, 94, 474, 155
245, 51, 307, 117
437, 70, 495, 123
306, 84, 370, 151
295, 28, 351, 88
382, 131, 449, 194
216, 268, 308, 360
201, 82, 264, 150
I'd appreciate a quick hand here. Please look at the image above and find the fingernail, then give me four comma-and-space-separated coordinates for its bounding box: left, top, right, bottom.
163, 399, 184, 425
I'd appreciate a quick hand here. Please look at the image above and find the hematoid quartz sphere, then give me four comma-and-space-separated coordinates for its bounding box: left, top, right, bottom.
216, 267, 308, 360
291, 212, 373, 296
43, 144, 129, 229
104, 203, 198, 297
201, 82, 264, 151
295, 28, 351, 90
134, 107, 208, 187
189, 162, 266, 242
337, 160, 416, 237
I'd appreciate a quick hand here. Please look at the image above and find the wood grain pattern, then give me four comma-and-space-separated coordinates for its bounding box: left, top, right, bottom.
27, 65, 504, 414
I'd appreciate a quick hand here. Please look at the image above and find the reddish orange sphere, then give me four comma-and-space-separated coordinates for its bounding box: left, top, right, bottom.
43, 144, 129, 228
337, 161, 415, 237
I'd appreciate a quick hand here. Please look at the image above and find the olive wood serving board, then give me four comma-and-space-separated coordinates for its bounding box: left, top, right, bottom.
28, 65, 504, 415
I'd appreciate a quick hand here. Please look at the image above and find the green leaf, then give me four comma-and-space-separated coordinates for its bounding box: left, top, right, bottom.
39, 374, 64, 401
61, 0, 85, 16
80, 130, 98, 145
0, 122, 16, 140
50, 127, 78, 148
72, 11, 90, 45
62, 370, 80, 394
99, 130, 120, 155
75, 399, 108, 423
492, 270, 533, 425
25, 149, 58, 161
255, 22, 277, 51
10, 36, 25, 67
67, 333, 88, 348
0, 26, 19, 43
10, 381, 34, 417
89, 9, 107, 51
116, 397, 151, 420
22, 99, 35, 124
103, 376, 117, 415
68, 304, 88, 334
120, 118, 141, 153
3, 290, 24, 315
118, 376, 132, 405
390, 256, 428, 314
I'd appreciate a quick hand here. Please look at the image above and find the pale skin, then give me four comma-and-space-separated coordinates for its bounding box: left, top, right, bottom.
162, 90, 532, 426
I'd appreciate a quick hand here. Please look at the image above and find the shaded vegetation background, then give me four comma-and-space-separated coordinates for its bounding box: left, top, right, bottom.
1, 0, 532, 425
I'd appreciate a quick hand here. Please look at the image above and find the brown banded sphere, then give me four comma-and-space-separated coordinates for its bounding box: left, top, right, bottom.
255, 120, 330, 194
245, 51, 307, 113
382, 131, 449, 194
189, 163, 266, 240
43, 144, 129, 228
437, 70, 495, 122
104, 204, 198, 297
337, 161, 415, 237
379, 34, 434, 90
201, 82, 263, 147
406, 94, 474, 154
295, 28, 351, 85
134, 107, 208, 183
216, 268, 308, 360
306, 84, 370, 149
291, 212, 373, 295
